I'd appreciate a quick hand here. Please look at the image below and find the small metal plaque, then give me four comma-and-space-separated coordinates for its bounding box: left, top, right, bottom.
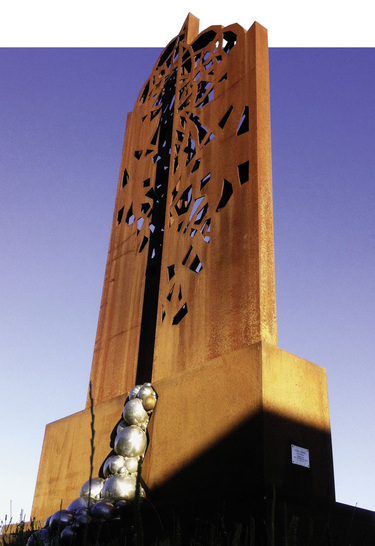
291, 444, 310, 468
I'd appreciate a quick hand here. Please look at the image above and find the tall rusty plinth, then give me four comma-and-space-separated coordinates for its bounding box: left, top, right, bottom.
32, 14, 367, 543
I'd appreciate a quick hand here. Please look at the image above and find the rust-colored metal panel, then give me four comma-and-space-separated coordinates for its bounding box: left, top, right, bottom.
87, 15, 276, 404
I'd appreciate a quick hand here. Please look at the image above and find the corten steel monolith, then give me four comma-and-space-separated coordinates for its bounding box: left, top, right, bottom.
32, 15, 338, 531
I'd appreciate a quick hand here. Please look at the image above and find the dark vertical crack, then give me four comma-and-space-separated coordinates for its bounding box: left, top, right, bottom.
136, 70, 176, 385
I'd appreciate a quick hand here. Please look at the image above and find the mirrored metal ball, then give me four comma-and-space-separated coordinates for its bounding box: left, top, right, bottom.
143, 394, 157, 411
90, 500, 115, 521
60, 524, 76, 545
49, 510, 73, 532
101, 475, 137, 502
124, 457, 139, 474
136, 384, 155, 402
114, 425, 147, 458
72, 507, 92, 527
123, 398, 149, 426
116, 420, 127, 434
79, 477, 104, 500
107, 455, 126, 476
66, 497, 89, 513
128, 385, 142, 400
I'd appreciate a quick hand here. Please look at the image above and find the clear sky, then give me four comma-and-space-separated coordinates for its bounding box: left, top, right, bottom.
1, 2, 375, 525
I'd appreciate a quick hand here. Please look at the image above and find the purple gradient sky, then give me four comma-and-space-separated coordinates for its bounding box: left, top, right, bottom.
1, 5, 375, 524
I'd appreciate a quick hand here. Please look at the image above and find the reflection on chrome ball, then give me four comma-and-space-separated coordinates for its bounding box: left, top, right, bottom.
123, 398, 149, 426
128, 385, 142, 399
60, 524, 76, 544
49, 510, 73, 532
116, 420, 127, 434
79, 478, 104, 500
114, 426, 147, 458
124, 457, 139, 474
102, 475, 137, 502
90, 500, 115, 521
143, 394, 157, 411
136, 384, 155, 402
66, 497, 89, 513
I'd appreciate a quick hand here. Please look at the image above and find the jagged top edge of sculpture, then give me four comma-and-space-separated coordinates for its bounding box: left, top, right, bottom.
134, 13, 261, 108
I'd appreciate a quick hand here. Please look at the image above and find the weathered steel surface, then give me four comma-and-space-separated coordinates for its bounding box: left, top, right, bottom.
87, 14, 276, 406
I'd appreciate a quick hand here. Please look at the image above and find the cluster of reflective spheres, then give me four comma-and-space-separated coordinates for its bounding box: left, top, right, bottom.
28, 383, 157, 545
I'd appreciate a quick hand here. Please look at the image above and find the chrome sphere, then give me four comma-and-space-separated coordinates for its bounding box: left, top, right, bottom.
124, 456, 139, 474
49, 510, 73, 532
128, 385, 142, 399
143, 394, 157, 411
101, 475, 137, 502
90, 500, 115, 521
114, 425, 147, 458
79, 478, 104, 500
107, 455, 126, 476
136, 384, 155, 403
72, 507, 92, 527
66, 497, 89, 512
116, 420, 127, 434
60, 524, 76, 545
123, 398, 149, 426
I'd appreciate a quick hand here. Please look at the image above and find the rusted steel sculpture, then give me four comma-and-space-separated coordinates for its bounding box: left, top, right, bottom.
32, 15, 335, 527
88, 13, 276, 406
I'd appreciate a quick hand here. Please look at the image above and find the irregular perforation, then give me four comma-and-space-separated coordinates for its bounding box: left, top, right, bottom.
166, 284, 175, 302
143, 178, 151, 187
150, 108, 161, 120
189, 196, 205, 222
195, 202, 209, 225
141, 202, 152, 214
172, 303, 188, 325
201, 218, 211, 242
216, 179, 233, 212
238, 160, 249, 185
140, 81, 150, 104
192, 30, 217, 52
223, 30, 237, 53
218, 105, 233, 129
191, 159, 201, 173
184, 135, 196, 165
175, 185, 193, 216
151, 126, 160, 146
200, 173, 211, 190
197, 88, 214, 108
190, 254, 203, 274
203, 133, 215, 147
145, 187, 155, 199
237, 106, 249, 135
189, 113, 208, 143
122, 169, 129, 188
134, 150, 142, 160
126, 205, 135, 225
138, 235, 149, 253
157, 38, 178, 68
136, 218, 145, 234
196, 80, 212, 102
182, 246, 193, 266
167, 264, 175, 280
117, 207, 124, 225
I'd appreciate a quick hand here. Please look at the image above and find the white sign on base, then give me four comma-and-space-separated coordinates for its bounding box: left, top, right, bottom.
291, 444, 310, 468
